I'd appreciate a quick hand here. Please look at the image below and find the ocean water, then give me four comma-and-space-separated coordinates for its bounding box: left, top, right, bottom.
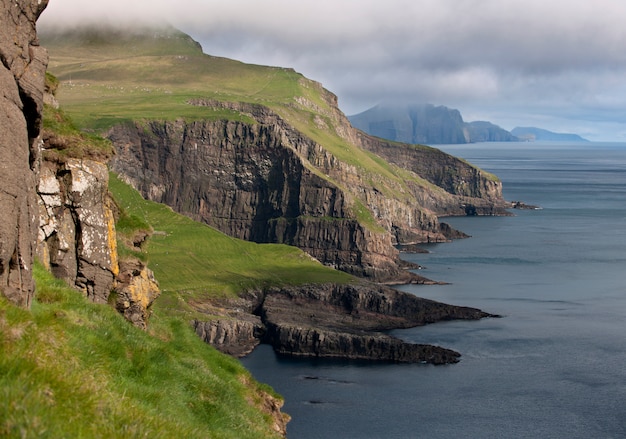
242, 142, 626, 439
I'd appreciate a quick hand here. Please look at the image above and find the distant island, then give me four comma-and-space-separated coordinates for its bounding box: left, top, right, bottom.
348, 103, 588, 144
348, 103, 516, 145
511, 127, 589, 142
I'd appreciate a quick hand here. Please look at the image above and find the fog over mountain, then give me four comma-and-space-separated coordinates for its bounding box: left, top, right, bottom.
39, 0, 626, 141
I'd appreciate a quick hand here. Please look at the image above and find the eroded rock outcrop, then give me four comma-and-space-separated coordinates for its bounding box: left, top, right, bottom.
37, 158, 119, 303
0, 0, 49, 306
264, 323, 461, 364
114, 258, 160, 329
36, 154, 161, 328
194, 282, 495, 364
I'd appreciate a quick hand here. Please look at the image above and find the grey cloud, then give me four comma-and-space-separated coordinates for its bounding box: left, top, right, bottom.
39, 0, 626, 140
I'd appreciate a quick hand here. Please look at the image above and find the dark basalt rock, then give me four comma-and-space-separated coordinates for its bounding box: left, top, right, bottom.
510, 201, 541, 210
263, 321, 461, 364
0, 0, 49, 306
196, 282, 496, 364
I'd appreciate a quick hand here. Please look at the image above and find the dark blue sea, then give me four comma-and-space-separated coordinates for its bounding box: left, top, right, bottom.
242, 142, 626, 439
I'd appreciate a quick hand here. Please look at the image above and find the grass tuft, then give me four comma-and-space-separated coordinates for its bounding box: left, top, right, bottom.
42, 104, 114, 161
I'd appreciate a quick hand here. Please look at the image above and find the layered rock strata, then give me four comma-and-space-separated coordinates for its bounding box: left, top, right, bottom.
195, 282, 494, 364
109, 100, 508, 281
357, 132, 509, 216
0, 0, 49, 306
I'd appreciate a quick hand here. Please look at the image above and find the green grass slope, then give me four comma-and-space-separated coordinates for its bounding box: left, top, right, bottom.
109, 173, 352, 319
43, 27, 308, 130
0, 264, 285, 439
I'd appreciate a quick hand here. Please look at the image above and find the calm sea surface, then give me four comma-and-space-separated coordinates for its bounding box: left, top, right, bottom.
242, 142, 626, 439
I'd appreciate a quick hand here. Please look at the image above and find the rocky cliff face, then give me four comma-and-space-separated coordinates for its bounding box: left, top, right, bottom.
36, 151, 160, 327
37, 158, 119, 302
114, 258, 160, 329
0, 0, 49, 306
194, 282, 495, 364
108, 103, 404, 280
109, 99, 507, 281
465, 121, 518, 142
357, 132, 509, 216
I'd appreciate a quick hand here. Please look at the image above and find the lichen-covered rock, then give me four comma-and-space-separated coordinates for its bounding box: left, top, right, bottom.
114, 258, 160, 329
37, 159, 119, 303
0, 0, 49, 306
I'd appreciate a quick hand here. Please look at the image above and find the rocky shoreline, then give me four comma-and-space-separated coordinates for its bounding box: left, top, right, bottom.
194, 281, 498, 365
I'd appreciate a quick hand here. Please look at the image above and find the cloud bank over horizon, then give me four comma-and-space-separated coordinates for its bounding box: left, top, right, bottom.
39, 0, 626, 141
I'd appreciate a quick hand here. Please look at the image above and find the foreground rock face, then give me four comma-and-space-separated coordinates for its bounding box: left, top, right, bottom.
109, 100, 508, 281
195, 282, 494, 364
0, 0, 49, 306
37, 159, 119, 303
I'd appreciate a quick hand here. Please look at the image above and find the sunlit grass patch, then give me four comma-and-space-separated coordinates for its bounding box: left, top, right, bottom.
0, 264, 284, 438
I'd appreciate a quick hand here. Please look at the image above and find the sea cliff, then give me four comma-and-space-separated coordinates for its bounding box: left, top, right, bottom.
109, 99, 509, 282
0, 0, 49, 306
1, 18, 511, 436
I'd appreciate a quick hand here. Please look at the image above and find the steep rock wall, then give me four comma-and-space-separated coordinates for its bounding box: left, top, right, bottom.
108, 114, 402, 280
109, 99, 506, 280
293, 87, 508, 217
357, 132, 509, 216
0, 0, 49, 306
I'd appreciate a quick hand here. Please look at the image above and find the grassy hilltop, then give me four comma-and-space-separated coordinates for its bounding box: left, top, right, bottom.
42, 26, 451, 207
43, 27, 305, 129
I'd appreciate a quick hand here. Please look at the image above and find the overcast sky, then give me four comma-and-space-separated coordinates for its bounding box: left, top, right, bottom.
39, 0, 626, 141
